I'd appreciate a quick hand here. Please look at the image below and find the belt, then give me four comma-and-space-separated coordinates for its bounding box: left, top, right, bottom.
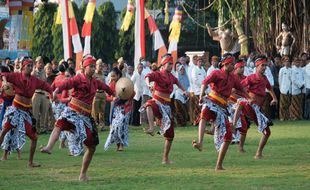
68, 97, 92, 116
13, 95, 32, 111
208, 91, 227, 106
153, 94, 171, 103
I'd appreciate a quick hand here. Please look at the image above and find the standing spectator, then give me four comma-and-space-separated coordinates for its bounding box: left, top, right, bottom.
31, 56, 49, 134
92, 59, 107, 131
191, 56, 207, 125
44, 63, 57, 131
126, 65, 134, 78
13, 58, 21, 72
304, 58, 310, 119
207, 56, 219, 76
290, 58, 305, 120
188, 55, 198, 125
174, 63, 190, 126
51, 59, 59, 74
140, 58, 152, 125
131, 63, 144, 126
278, 56, 292, 121
67, 58, 75, 70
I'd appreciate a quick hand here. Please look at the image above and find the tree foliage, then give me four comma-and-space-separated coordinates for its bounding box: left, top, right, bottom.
32, 2, 57, 60
96, 2, 118, 63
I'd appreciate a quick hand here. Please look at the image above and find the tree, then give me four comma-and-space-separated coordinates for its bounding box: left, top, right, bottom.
32, 2, 57, 60
96, 2, 118, 63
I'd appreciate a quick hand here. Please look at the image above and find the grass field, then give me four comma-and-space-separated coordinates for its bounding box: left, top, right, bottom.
0, 120, 309, 190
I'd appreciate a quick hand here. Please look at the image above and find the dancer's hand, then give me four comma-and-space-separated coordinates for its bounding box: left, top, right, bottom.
270, 99, 278, 106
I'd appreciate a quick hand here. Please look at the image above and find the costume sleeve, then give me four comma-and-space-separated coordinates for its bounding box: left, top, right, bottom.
0, 72, 19, 86
202, 70, 217, 86
58, 75, 79, 92
36, 78, 53, 95
233, 77, 244, 92
145, 71, 159, 83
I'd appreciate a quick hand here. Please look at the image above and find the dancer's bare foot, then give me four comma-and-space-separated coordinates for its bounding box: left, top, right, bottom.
117, 144, 124, 151
254, 154, 263, 159
17, 151, 22, 160
40, 146, 52, 154
192, 140, 202, 151
162, 160, 174, 165
28, 162, 41, 167
0, 156, 7, 161
239, 148, 246, 153
143, 128, 155, 136
215, 166, 225, 171
79, 174, 89, 182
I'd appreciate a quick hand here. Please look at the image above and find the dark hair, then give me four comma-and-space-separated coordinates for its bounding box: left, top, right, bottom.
111, 67, 122, 78
66, 67, 76, 76
0, 65, 10, 73
58, 61, 69, 72
67, 58, 73, 62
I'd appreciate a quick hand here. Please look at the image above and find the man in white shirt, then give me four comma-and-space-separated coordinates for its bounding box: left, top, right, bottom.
190, 56, 207, 125
278, 56, 292, 121
188, 55, 198, 125
131, 63, 144, 126
141, 59, 152, 124
303, 59, 310, 119
290, 59, 305, 120
244, 52, 256, 76
206, 55, 219, 76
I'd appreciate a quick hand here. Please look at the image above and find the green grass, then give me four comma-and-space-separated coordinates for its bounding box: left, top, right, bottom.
0, 120, 310, 190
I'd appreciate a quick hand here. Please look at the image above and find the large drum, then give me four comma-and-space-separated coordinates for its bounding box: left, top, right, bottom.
115, 77, 134, 100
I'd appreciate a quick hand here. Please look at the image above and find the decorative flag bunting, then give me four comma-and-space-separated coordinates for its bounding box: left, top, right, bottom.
8, 0, 23, 50
134, 0, 145, 67
120, 0, 134, 32
145, 9, 167, 66
20, 0, 34, 49
168, 6, 182, 64
60, 0, 71, 60
81, 0, 96, 56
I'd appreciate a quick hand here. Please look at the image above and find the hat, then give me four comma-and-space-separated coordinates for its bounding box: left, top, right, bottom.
115, 77, 134, 100
21, 57, 33, 69
255, 57, 267, 66
234, 60, 245, 69
161, 54, 173, 65
96, 59, 103, 65
35, 56, 42, 62
83, 56, 96, 67
117, 57, 124, 63
220, 54, 235, 65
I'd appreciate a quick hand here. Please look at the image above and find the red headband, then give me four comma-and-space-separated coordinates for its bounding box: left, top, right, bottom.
222, 56, 235, 65
83, 57, 96, 67
234, 61, 245, 69
22, 59, 33, 68
161, 56, 173, 65
255, 58, 267, 66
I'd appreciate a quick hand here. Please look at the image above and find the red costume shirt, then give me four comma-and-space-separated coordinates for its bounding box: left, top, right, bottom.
202, 69, 243, 99
106, 80, 116, 102
146, 70, 179, 94
57, 73, 113, 105
0, 72, 52, 98
52, 73, 66, 89
241, 73, 271, 97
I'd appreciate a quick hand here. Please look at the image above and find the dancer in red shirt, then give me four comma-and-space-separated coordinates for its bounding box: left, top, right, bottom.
192, 54, 251, 171
0, 57, 53, 167
41, 55, 114, 181
141, 53, 188, 164
233, 55, 277, 159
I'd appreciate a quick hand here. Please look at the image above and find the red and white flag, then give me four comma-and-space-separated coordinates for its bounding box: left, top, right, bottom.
81, 0, 96, 56
60, 0, 71, 60
134, 0, 145, 67
145, 9, 167, 65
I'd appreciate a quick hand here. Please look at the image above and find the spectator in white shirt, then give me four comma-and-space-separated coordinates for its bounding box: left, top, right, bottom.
141, 59, 152, 124
190, 56, 207, 125
188, 55, 198, 125
290, 58, 305, 120
130, 63, 144, 126
303, 57, 310, 119
278, 56, 292, 121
